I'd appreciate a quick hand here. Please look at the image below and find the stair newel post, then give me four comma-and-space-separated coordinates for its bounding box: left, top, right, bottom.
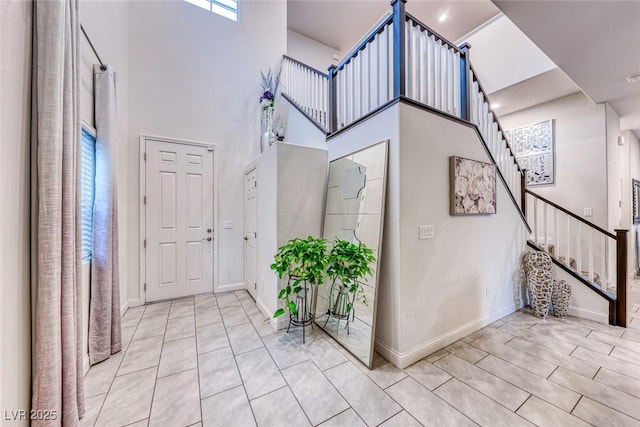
327, 64, 337, 133
520, 168, 527, 214
615, 229, 628, 327
391, 0, 407, 98
459, 42, 471, 121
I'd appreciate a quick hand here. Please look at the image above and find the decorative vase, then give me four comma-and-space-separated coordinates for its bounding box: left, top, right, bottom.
260, 107, 275, 153
331, 286, 351, 318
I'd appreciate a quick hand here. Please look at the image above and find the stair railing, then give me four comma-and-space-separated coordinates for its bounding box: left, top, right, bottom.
524, 189, 627, 326
281, 55, 330, 132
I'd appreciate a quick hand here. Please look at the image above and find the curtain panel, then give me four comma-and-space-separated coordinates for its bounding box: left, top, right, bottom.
31, 0, 85, 424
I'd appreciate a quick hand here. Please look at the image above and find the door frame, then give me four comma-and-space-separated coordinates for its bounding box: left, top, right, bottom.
243, 162, 258, 298
139, 134, 219, 305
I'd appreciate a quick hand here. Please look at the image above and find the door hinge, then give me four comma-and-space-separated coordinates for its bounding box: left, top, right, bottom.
208, 146, 214, 152
144, 283, 146, 291
254, 232, 257, 239
254, 282, 257, 290
254, 180, 257, 188
144, 239, 146, 248
144, 196, 146, 204
144, 152, 147, 161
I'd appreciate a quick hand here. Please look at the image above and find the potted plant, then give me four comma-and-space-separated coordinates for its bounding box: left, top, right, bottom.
271, 237, 328, 340
324, 239, 376, 326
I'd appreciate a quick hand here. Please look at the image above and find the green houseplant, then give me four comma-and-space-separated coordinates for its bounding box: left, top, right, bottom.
271, 236, 328, 319
326, 239, 376, 319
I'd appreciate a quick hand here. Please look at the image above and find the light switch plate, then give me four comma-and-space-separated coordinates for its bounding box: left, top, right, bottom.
419, 225, 435, 240
223, 221, 233, 229
583, 208, 593, 217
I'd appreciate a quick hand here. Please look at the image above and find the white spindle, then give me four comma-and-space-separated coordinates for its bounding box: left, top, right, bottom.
566, 215, 571, 269
601, 235, 606, 289
589, 228, 594, 283
544, 202, 549, 253
577, 222, 583, 274
533, 198, 538, 246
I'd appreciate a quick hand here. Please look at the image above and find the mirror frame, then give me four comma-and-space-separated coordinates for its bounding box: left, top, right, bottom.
633, 179, 640, 225
316, 140, 389, 369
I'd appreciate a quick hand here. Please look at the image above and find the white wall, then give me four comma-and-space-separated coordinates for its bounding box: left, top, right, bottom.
606, 104, 623, 232
287, 29, 341, 72
254, 143, 327, 326
0, 1, 32, 423
127, 0, 287, 302
500, 92, 608, 230
396, 103, 528, 362
627, 131, 640, 275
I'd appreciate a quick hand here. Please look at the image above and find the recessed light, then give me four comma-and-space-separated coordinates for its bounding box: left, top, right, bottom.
438, 13, 448, 22
491, 103, 500, 109
627, 73, 640, 83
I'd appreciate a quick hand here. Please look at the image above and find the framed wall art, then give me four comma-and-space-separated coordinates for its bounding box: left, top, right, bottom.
506, 119, 555, 186
449, 156, 497, 215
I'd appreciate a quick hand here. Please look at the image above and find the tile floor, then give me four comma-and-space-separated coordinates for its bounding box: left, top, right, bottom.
81, 290, 640, 427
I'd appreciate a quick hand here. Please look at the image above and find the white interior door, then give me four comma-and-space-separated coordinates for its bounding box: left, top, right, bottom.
244, 168, 258, 299
145, 139, 214, 302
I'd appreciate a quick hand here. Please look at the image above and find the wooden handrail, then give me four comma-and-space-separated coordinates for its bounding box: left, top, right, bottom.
405, 12, 462, 54
525, 189, 616, 239
334, 14, 393, 73
468, 63, 523, 175
282, 55, 329, 79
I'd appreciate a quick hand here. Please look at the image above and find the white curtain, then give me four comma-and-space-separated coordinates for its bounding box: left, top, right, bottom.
89, 64, 122, 365
31, 0, 85, 424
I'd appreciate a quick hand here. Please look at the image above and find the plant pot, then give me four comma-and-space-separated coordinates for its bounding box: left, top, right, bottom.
331, 287, 351, 318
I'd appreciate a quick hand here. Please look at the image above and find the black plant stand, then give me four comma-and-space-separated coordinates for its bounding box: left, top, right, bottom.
286, 277, 314, 343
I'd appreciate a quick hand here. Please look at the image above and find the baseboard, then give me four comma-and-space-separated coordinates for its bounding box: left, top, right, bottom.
126, 298, 141, 310
375, 303, 518, 369
568, 305, 608, 324
216, 281, 245, 293
255, 298, 281, 332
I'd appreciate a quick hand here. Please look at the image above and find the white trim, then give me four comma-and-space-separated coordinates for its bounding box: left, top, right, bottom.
83, 354, 90, 376
217, 281, 245, 293
568, 305, 609, 324
139, 134, 219, 303
255, 297, 284, 332
374, 304, 518, 368
126, 298, 142, 309
81, 119, 97, 138
120, 300, 129, 317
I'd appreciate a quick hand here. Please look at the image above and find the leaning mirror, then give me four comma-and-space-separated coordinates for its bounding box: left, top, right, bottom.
315, 140, 388, 368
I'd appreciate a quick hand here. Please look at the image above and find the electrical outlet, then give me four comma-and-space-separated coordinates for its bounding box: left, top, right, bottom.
419, 225, 435, 240
583, 208, 593, 217
223, 221, 233, 229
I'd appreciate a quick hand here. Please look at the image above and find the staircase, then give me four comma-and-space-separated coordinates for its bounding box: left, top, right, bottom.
279, 0, 628, 327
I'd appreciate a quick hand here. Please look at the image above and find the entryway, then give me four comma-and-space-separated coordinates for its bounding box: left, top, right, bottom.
141, 136, 216, 302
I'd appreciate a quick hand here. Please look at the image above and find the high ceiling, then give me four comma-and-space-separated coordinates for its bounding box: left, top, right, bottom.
494, 0, 640, 138
287, 0, 500, 53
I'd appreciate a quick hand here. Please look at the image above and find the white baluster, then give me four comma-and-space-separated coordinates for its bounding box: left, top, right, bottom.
577, 222, 583, 275
533, 198, 538, 246
454, 51, 461, 117
427, 35, 435, 107
589, 228, 594, 283
554, 208, 559, 258
371, 35, 379, 110
566, 215, 571, 269
544, 202, 549, 253
601, 235, 606, 291
419, 30, 426, 104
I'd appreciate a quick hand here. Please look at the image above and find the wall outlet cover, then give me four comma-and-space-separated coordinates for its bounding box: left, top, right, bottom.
583, 208, 593, 217
223, 221, 233, 229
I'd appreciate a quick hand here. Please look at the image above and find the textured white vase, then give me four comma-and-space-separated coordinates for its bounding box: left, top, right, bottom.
260, 107, 275, 153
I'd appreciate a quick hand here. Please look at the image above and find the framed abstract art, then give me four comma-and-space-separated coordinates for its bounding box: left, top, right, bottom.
449, 156, 497, 215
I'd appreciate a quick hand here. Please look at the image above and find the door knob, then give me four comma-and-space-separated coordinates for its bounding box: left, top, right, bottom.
207, 229, 212, 233
244, 236, 248, 241
205, 237, 212, 242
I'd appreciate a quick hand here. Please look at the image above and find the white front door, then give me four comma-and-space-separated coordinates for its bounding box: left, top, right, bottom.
244, 168, 258, 299
145, 139, 214, 302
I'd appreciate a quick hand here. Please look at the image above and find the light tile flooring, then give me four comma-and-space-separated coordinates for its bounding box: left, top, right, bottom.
82, 290, 640, 427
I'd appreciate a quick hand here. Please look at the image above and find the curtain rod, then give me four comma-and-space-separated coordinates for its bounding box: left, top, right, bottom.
80, 24, 107, 71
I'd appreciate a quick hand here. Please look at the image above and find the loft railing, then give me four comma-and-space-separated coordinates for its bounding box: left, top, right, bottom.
281, 0, 525, 205
281, 55, 330, 132
524, 189, 627, 326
